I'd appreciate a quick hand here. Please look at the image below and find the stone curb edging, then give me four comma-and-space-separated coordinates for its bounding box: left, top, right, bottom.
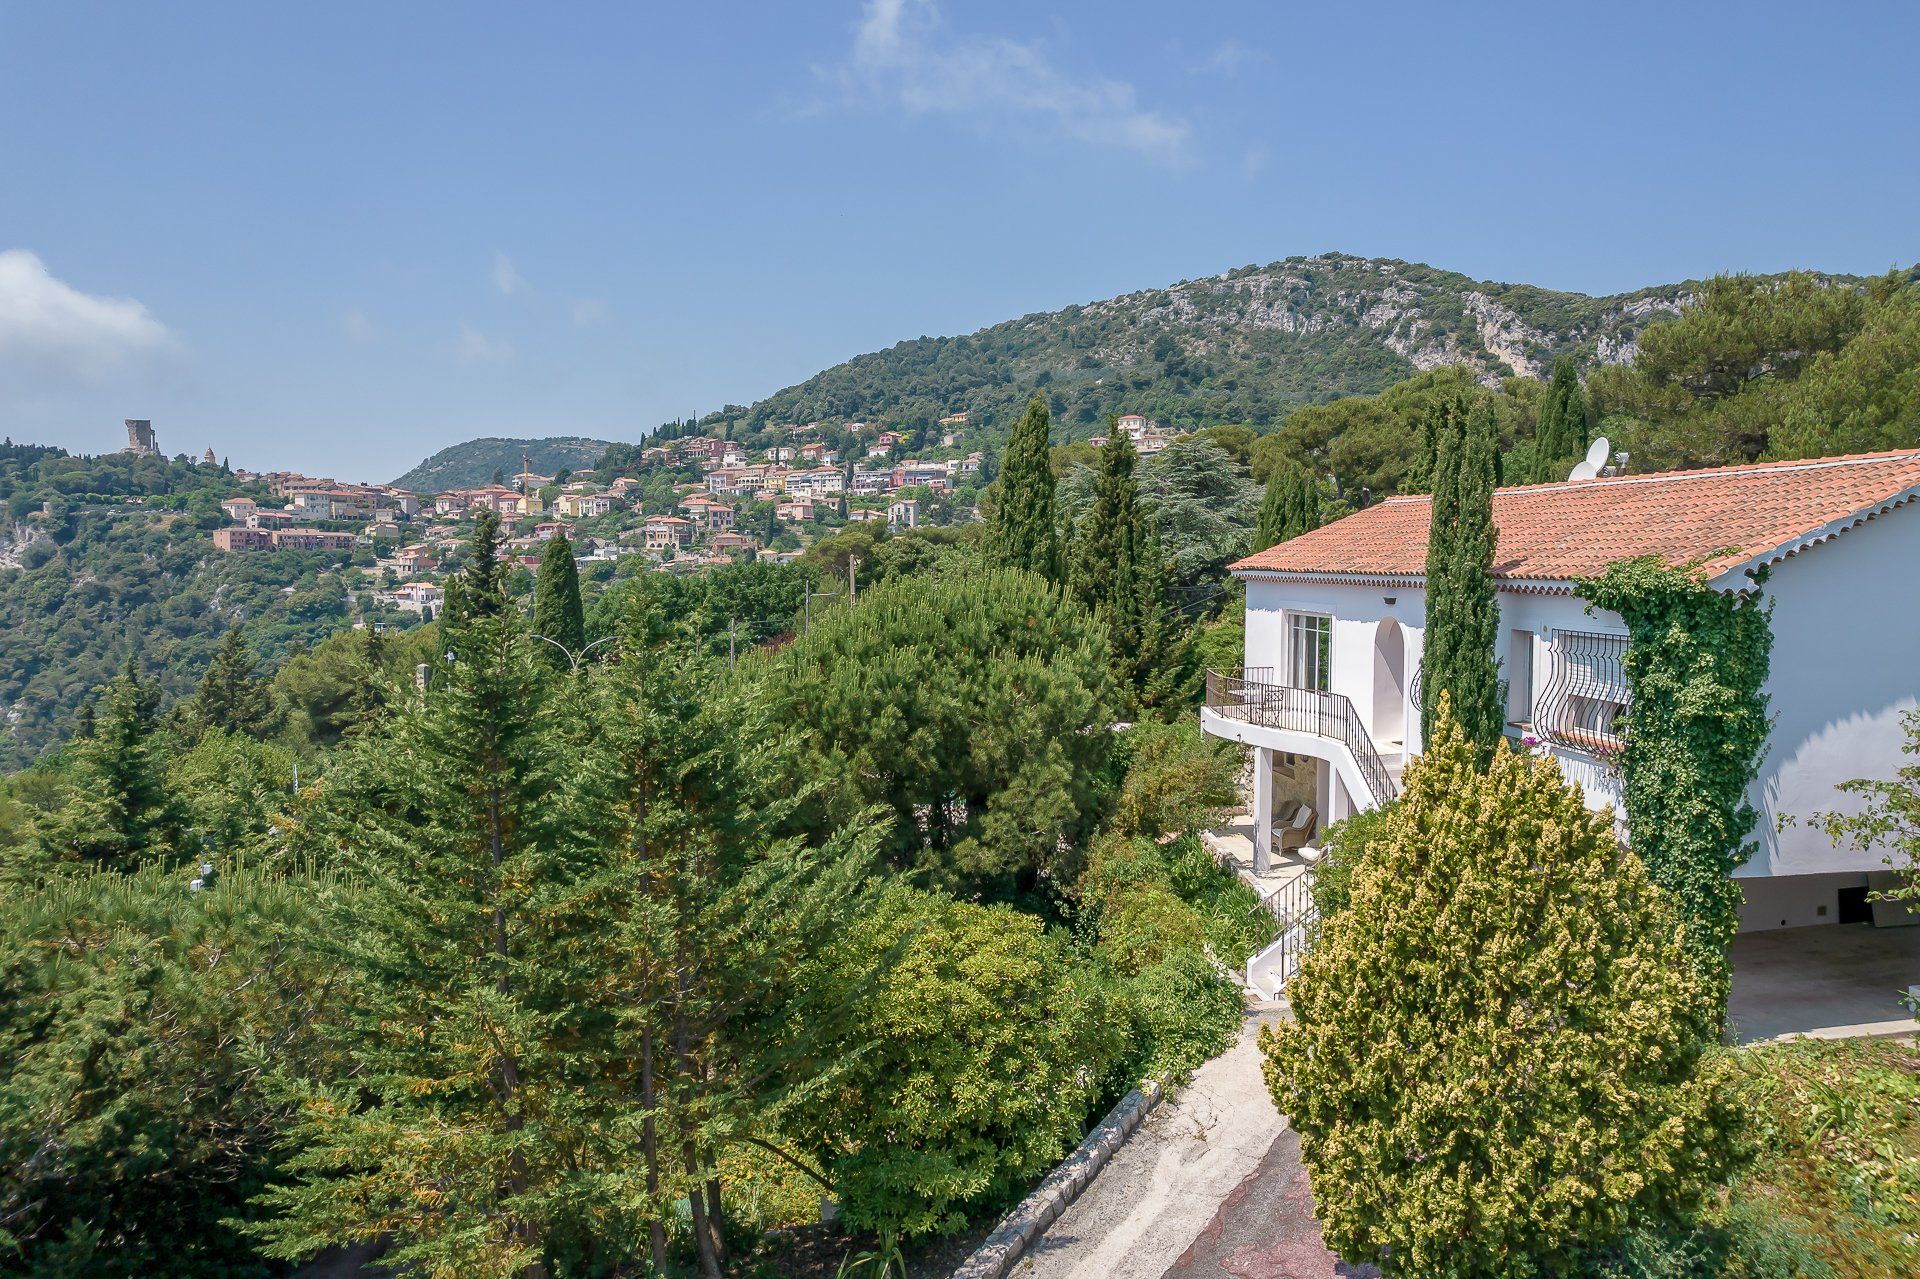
948, 1079, 1165, 1279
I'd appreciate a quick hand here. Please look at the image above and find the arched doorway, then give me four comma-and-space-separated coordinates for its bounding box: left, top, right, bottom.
1372, 616, 1407, 751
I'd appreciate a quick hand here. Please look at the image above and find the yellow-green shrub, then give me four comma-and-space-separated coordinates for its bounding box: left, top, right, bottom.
1261, 707, 1740, 1279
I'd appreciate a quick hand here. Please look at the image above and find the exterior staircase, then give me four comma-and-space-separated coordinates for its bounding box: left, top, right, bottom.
1244, 862, 1320, 999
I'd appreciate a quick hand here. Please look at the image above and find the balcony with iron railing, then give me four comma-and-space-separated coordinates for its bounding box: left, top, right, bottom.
1202, 667, 1400, 805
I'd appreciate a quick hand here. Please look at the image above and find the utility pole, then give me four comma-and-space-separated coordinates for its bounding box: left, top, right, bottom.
803, 580, 811, 633
849, 555, 860, 605
728, 617, 737, 668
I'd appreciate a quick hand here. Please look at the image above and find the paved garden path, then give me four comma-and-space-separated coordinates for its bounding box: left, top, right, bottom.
1012, 1000, 1372, 1279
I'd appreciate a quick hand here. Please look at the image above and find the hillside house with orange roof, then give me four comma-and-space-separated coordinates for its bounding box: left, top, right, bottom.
1205, 449, 1920, 983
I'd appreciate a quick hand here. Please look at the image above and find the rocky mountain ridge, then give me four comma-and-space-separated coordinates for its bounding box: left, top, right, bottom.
729, 253, 1722, 441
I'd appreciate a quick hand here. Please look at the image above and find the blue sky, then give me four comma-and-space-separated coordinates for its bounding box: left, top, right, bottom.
2, 1, 1915, 481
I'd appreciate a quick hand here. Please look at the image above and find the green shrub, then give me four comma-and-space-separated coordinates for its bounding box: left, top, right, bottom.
788, 886, 1121, 1238
1163, 834, 1276, 965
1077, 834, 1258, 1081
1107, 719, 1241, 840
1115, 950, 1245, 1081
1261, 707, 1740, 1279
1308, 804, 1395, 921
1098, 880, 1206, 976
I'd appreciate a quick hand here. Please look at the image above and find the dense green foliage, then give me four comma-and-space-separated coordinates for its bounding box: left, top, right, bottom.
1580, 559, 1773, 1027
0, 445, 401, 770
32, 662, 183, 871
1253, 463, 1323, 551
1135, 439, 1262, 604
253, 530, 594, 1279
770, 566, 1113, 895
0, 862, 337, 1279
1588, 269, 1920, 469
1076, 833, 1268, 1080
0, 488, 1271, 1275
1421, 397, 1506, 756
1066, 434, 1198, 715
530, 532, 586, 663
389, 434, 615, 491
1530, 357, 1592, 483
1263, 708, 1739, 1279
787, 886, 1119, 1238
729, 254, 1702, 445
1104, 718, 1240, 841
993, 394, 1060, 580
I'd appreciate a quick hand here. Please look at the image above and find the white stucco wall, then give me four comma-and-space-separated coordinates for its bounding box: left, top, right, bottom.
1241, 509, 1920, 887
1743, 507, 1920, 878
1242, 578, 1427, 750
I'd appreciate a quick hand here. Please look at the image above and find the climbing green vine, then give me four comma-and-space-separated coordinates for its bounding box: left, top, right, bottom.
1579, 557, 1772, 1032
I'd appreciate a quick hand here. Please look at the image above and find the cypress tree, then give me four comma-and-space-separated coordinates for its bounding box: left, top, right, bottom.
1422, 397, 1507, 759
1068, 434, 1198, 716
1530, 357, 1589, 483
1130, 532, 1201, 715
1068, 431, 1141, 621
1254, 464, 1322, 551
531, 533, 586, 665
993, 394, 1059, 579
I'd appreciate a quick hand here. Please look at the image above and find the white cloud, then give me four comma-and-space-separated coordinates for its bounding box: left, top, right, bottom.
570, 298, 611, 328
456, 323, 514, 363
0, 249, 175, 376
824, 0, 1191, 164
1192, 40, 1270, 76
342, 309, 376, 343
491, 251, 527, 296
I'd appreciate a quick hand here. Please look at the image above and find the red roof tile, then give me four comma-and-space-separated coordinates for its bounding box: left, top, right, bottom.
1232, 450, 1920, 587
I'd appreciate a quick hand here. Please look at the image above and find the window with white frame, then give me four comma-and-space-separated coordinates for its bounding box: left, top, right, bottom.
1288, 612, 1332, 693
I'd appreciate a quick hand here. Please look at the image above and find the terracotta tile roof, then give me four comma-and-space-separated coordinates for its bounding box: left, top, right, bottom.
1232, 449, 1920, 587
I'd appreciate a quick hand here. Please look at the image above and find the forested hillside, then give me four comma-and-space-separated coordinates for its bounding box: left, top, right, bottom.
391, 434, 617, 491
721, 252, 1736, 443
0, 445, 374, 770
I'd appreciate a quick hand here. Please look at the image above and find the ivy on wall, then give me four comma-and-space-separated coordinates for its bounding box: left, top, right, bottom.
1579, 557, 1773, 1031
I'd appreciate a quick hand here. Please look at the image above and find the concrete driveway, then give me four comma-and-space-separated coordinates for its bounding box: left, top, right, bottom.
1729, 923, 1920, 1042
1014, 1001, 1373, 1279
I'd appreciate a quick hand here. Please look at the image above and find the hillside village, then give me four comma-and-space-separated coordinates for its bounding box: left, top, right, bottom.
206, 411, 1191, 618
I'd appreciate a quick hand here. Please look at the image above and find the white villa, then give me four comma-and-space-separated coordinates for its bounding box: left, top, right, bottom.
1202, 449, 1920, 967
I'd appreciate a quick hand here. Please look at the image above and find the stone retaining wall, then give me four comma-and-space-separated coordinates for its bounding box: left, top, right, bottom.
947, 1079, 1164, 1279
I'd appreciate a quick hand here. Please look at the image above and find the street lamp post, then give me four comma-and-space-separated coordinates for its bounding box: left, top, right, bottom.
530, 633, 619, 674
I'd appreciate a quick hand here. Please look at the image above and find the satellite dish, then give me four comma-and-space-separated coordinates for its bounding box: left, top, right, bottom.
1567, 459, 1600, 481
1584, 436, 1612, 470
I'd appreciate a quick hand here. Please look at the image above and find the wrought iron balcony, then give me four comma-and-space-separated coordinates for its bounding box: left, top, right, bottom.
1203, 667, 1399, 803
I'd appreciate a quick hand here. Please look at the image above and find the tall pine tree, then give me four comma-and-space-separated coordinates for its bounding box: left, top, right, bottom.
530, 532, 586, 666
1254, 464, 1323, 551
186, 627, 275, 739
39, 660, 184, 870
1421, 397, 1507, 760
444, 507, 509, 629
254, 549, 590, 1279
993, 394, 1059, 579
1529, 357, 1590, 483
574, 595, 881, 1278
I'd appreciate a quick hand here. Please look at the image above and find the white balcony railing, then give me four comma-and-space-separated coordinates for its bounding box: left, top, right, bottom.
1203, 667, 1400, 804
